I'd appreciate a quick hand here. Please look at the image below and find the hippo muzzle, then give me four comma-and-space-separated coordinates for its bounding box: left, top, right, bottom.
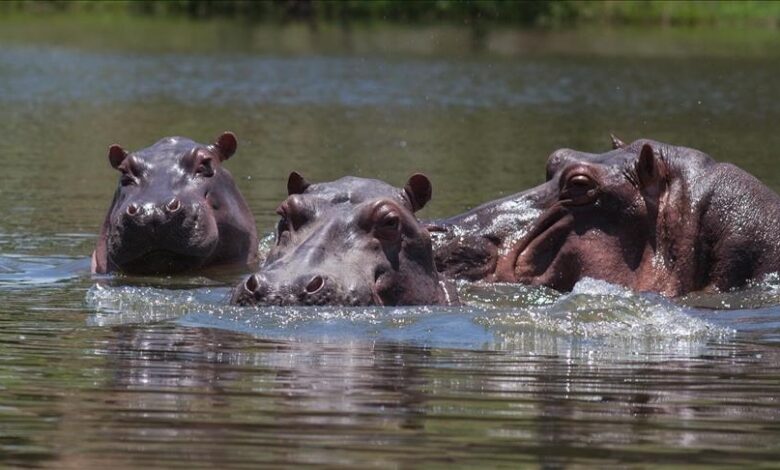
107, 197, 219, 274
231, 272, 375, 307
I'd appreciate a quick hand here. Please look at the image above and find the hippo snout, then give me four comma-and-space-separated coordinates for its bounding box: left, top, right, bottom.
232, 272, 363, 306
125, 199, 180, 217
121, 199, 186, 228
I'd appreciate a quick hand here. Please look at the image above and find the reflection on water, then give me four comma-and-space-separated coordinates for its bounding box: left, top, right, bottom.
2, 20, 780, 468
4, 282, 780, 467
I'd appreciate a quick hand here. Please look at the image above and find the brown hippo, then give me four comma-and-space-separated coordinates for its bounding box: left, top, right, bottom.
231, 173, 457, 306
433, 137, 780, 297
92, 132, 258, 275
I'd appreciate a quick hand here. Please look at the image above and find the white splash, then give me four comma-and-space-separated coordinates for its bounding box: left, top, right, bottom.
85, 277, 732, 356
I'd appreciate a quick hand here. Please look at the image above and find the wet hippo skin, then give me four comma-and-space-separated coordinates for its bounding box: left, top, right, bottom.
232, 172, 457, 306
433, 136, 780, 297
92, 132, 258, 275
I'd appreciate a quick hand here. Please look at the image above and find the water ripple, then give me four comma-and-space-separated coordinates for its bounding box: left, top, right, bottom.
84, 277, 730, 353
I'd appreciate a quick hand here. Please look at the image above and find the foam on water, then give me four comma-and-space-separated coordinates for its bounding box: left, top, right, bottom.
682, 271, 780, 309
482, 277, 712, 338
85, 277, 731, 353
475, 278, 734, 358
676, 273, 780, 342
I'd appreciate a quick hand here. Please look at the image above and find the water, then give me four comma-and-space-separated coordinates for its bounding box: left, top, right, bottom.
2, 18, 780, 467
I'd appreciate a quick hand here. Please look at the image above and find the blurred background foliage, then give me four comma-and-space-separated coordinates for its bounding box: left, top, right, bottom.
1, 0, 778, 28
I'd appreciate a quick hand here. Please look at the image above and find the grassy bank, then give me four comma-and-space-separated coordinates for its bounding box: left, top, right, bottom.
1, 0, 779, 29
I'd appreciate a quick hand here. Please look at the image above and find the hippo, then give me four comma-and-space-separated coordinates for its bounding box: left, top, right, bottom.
231, 173, 457, 306
433, 136, 780, 297
92, 132, 259, 275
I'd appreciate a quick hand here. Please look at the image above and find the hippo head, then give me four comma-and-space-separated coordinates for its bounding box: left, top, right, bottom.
232, 173, 454, 306
495, 138, 683, 293
94, 132, 258, 274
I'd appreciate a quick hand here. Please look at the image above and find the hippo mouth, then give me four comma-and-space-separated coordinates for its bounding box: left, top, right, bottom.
107, 221, 219, 274
110, 249, 211, 275
497, 203, 578, 289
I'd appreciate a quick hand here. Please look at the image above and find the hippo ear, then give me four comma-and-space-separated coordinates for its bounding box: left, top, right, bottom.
404, 173, 432, 212
287, 171, 310, 195
108, 144, 128, 170
610, 133, 626, 150
212, 131, 237, 161
636, 144, 661, 188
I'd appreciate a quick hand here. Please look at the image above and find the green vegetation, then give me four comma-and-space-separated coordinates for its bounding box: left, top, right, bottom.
1, 0, 779, 29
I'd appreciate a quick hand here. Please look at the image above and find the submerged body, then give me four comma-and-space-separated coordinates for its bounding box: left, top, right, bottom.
434, 138, 780, 297
232, 173, 457, 306
92, 132, 258, 275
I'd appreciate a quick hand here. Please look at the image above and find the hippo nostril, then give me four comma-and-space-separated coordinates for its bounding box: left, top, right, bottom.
245, 274, 260, 293
166, 198, 181, 213
305, 275, 324, 294
126, 204, 139, 216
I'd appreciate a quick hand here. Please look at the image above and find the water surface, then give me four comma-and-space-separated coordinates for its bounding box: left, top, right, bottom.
2, 19, 780, 468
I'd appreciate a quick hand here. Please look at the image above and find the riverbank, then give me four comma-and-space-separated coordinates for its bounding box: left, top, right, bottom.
2, 0, 779, 29
1, 12, 779, 59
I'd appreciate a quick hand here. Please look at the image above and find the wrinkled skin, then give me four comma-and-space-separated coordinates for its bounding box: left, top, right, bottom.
92, 132, 258, 275
231, 173, 457, 306
433, 137, 780, 297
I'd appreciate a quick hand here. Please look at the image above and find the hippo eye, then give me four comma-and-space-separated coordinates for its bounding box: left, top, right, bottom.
120, 171, 136, 187
196, 158, 215, 177
375, 213, 401, 241
276, 212, 290, 234
291, 213, 309, 230
277, 207, 307, 233
275, 205, 295, 242
570, 174, 591, 186
274, 216, 290, 245
562, 174, 597, 202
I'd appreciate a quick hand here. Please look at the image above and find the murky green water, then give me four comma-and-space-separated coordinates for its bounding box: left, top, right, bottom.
2, 18, 780, 468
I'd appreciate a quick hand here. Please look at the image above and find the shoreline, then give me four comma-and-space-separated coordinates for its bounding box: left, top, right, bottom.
1, 0, 779, 29
1, 13, 779, 59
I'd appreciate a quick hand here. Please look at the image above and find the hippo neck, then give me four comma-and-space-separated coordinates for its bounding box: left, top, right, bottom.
631, 154, 779, 295
686, 162, 780, 292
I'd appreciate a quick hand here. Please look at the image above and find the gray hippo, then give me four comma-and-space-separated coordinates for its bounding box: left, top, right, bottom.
92, 132, 258, 275
433, 137, 780, 297
231, 173, 457, 306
